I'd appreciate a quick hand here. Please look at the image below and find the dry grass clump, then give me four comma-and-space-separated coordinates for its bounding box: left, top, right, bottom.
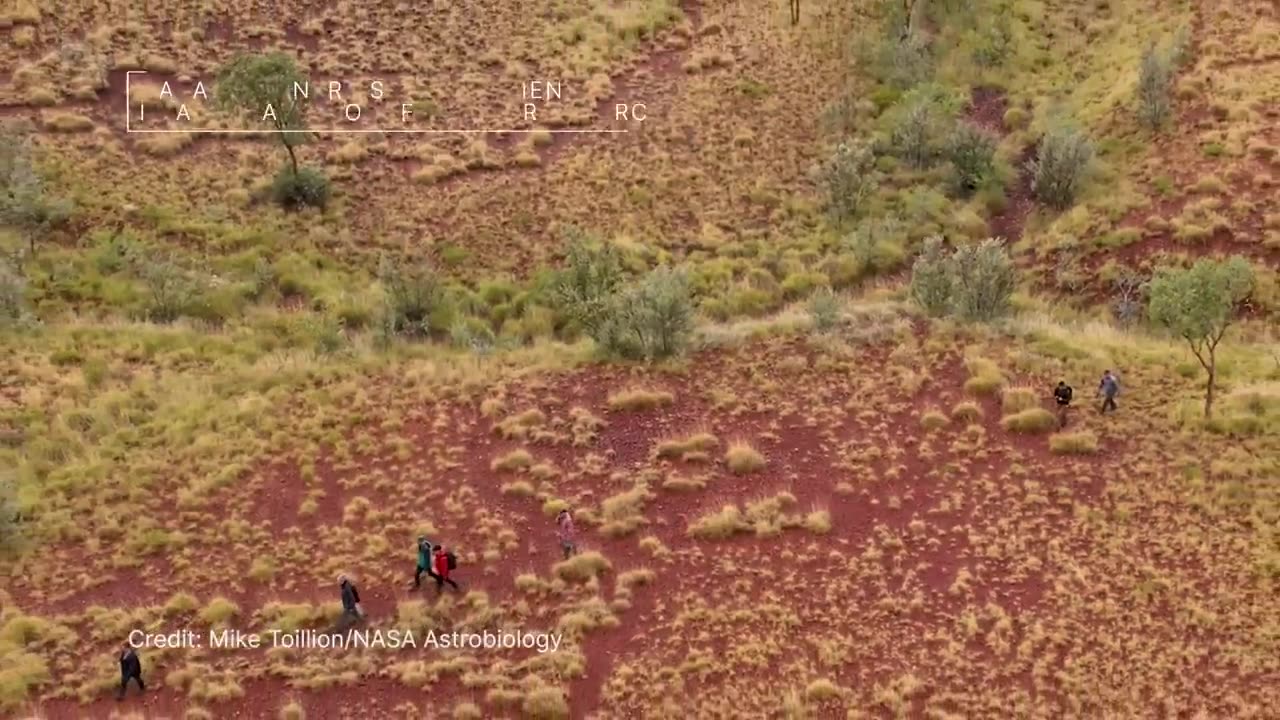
1049, 431, 1099, 454
803, 509, 832, 534
1000, 386, 1039, 413
687, 505, 744, 539
501, 479, 536, 497
689, 492, 799, 539
522, 685, 570, 719
661, 471, 706, 492
606, 388, 674, 411
951, 401, 983, 422
1000, 408, 1058, 434
452, 701, 482, 720
491, 448, 534, 472
964, 357, 1005, 396
724, 441, 766, 474
654, 431, 719, 459
495, 409, 545, 439
198, 597, 240, 627
805, 678, 844, 701
598, 484, 654, 537
919, 409, 949, 430
40, 112, 94, 132
278, 700, 305, 720
553, 551, 611, 582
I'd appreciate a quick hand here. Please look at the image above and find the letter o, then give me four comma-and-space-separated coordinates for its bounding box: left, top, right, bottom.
344, 103, 361, 122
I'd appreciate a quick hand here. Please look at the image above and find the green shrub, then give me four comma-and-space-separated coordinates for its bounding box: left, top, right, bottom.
0, 261, 27, 324
378, 256, 446, 337
971, 14, 1013, 67
780, 271, 829, 300
0, 473, 22, 552
949, 239, 1015, 321
821, 141, 877, 221
596, 269, 694, 360
1136, 44, 1173, 130
947, 122, 999, 193
551, 234, 624, 338
807, 287, 841, 332
870, 35, 932, 90
908, 236, 953, 317
271, 166, 330, 210
920, 409, 949, 430
139, 257, 198, 323
1029, 125, 1093, 209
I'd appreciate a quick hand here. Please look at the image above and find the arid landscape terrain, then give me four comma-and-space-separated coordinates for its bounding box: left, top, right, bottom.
1, 0, 1278, 719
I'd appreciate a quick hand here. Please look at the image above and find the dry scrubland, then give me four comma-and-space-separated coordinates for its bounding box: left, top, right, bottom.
2, 0, 1280, 718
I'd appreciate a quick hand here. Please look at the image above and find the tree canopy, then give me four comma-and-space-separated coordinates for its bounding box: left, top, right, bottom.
215, 53, 311, 173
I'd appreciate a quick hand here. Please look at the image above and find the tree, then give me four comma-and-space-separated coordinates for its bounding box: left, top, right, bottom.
215, 53, 311, 174
0, 122, 73, 255
1136, 43, 1173, 130
1147, 256, 1254, 418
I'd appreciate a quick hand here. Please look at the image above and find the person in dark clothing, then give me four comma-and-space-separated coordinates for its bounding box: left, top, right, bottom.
1053, 381, 1073, 427
410, 536, 441, 590
117, 644, 144, 700
433, 545, 460, 593
335, 574, 364, 631
1098, 370, 1120, 413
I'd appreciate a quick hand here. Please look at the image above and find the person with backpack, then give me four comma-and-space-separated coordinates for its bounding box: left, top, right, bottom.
1053, 380, 1074, 428
1097, 370, 1120, 414
336, 573, 364, 630
116, 643, 145, 700
556, 508, 577, 559
433, 545, 460, 593
410, 535, 441, 590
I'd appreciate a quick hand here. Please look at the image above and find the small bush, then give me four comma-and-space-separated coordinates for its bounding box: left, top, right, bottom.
724, 442, 766, 474
688, 505, 745, 539
0, 262, 27, 324
271, 166, 330, 210
606, 388, 674, 412
890, 94, 943, 168
950, 401, 983, 422
279, 700, 305, 720
1000, 386, 1038, 414
920, 409, 949, 430
1049, 431, 1099, 454
1029, 126, 1094, 209
378, 256, 446, 338
807, 288, 841, 332
1000, 408, 1057, 433
870, 34, 932, 90
655, 432, 719, 459
596, 268, 695, 360
551, 234, 624, 339
822, 140, 877, 221
491, 449, 533, 472
971, 15, 1013, 67
803, 509, 833, 534
0, 475, 22, 552
553, 552, 611, 582
805, 678, 844, 701
522, 686, 570, 720
140, 257, 198, 323
947, 122, 999, 193
1136, 44, 1173, 130
198, 597, 240, 626
909, 236, 953, 317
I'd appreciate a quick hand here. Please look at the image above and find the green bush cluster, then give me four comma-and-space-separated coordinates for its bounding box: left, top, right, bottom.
910, 236, 1016, 321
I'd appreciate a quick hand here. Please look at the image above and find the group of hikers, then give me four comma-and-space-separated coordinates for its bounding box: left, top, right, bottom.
116, 510, 580, 701
1053, 369, 1122, 427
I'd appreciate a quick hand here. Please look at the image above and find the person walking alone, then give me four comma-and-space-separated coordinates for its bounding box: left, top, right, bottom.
116, 643, 145, 700
1053, 380, 1074, 428
556, 508, 577, 560
1098, 370, 1120, 414
336, 573, 364, 631
433, 545, 460, 593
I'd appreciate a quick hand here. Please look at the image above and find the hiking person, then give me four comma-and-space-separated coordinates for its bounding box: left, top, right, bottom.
1098, 370, 1120, 414
336, 573, 363, 630
1054, 380, 1074, 427
556, 508, 577, 559
410, 535, 440, 590
117, 644, 145, 700
433, 545, 460, 593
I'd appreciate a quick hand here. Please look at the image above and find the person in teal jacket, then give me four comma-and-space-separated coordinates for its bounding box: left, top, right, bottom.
411, 536, 441, 589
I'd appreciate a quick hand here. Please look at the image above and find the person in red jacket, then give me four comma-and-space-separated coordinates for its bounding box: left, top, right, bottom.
433, 545, 460, 593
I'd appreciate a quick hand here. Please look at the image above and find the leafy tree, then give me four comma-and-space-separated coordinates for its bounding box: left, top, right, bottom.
602, 268, 694, 360
0, 122, 73, 255
551, 234, 624, 338
215, 53, 311, 175
1147, 256, 1255, 418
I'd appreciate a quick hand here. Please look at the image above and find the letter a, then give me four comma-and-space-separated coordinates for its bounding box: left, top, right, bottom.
192, 81, 208, 99
262, 104, 277, 121
160, 81, 173, 99
176, 104, 190, 121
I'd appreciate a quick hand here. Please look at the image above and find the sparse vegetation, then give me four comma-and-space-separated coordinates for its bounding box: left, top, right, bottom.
1029, 125, 1094, 209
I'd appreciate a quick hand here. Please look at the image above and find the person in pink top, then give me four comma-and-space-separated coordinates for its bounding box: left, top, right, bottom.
556, 509, 577, 559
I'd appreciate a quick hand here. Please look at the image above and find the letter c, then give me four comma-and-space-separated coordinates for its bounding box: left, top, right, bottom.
128, 629, 145, 647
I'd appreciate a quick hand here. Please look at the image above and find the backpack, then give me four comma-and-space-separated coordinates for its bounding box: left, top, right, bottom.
446, 551, 457, 570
